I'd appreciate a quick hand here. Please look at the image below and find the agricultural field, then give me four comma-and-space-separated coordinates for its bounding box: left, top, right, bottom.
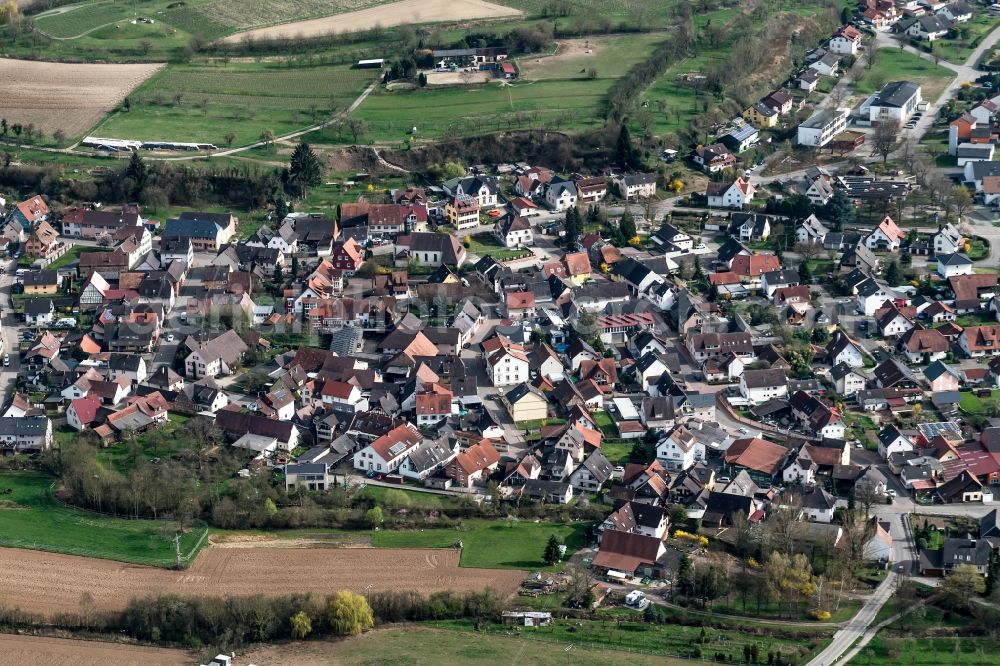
0, 544, 524, 615
854, 48, 954, 103
0, 57, 162, 142
90, 61, 376, 146
0, 635, 194, 666
240, 625, 688, 665
222, 0, 521, 42
32, 0, 188, 39
0, 471, 205, 567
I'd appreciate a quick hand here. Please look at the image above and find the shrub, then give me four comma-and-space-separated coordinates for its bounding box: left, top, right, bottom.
810, 609, 831, 621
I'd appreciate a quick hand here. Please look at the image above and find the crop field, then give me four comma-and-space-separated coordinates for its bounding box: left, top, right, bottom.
222, 0, 522, 42
0, 471, 205, 567
0, 635, 193, 666
0, 545, 525, 615
497, 0, 695, 30
0, 58, 162, 141
90, 61, 376, 146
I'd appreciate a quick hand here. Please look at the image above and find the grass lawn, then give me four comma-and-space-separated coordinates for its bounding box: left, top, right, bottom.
0, 471, 205, 567
601, 441, 633, 465
855, 49, 954, 102
589, 410, 619, 438
464, 232, 532, 261
354, 78, 617, 143
432, 612, 832, 662
275, 625, 691, 665
92, 61, 376, 146
954, 312, 998, 327
359, 485, 460, 510
46, 245, 109, 270
518, 32, 668, 81
710, 597, 862, 624
966, 238, 988, 261
371, 519, 588, 570
958, 389, 1000, 414
855, 635, 995, 665
930, 14, 1000, 64
95, 413, 194, 472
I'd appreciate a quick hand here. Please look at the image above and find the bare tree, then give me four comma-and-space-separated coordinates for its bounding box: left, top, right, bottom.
870, 121, 899, 164
951, 185, 972, 222
853, 478, 883, 518
794, 241, 824, 261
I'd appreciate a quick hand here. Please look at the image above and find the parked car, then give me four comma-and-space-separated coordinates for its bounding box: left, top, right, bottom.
2, 355, 8, 367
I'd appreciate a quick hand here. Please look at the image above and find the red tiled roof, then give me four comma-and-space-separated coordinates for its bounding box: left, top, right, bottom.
724, 438, 788, 475
730, 253, 781, 277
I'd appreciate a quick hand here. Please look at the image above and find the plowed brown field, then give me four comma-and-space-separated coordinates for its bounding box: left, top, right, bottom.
0, 546, 524, 615
0, 634, 192, 666
223, 0, 520, 42
0, 59, 162, 139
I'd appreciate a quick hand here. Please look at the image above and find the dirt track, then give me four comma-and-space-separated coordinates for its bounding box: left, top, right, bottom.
0, 634, 192, 665
0, 58, 162, 139
222, 0, 521, 42
0, 546, 524, 616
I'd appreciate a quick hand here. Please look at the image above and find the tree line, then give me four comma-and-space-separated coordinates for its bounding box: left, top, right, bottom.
0, 587, 506, 651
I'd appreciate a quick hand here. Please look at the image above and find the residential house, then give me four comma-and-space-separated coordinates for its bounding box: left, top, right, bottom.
899, 327, 950, 364
901, 14, 951, 41
162, 213, 236, 252
796, 215, 829, 245
503, 383, 548, 423
693, 143, 736, 173
656, 424, 707, 471
569, 449, 613, 493
809, 52, 840, 76
21, 269, 61, 295
446, 440, 500, 487
865, 215, 906, 251
722, 124, 760, 153
706, 178, 754, 209
494, 216, 533, 248
352, 423, 422, 473
740, 368, 788, 404
8, 195, 49, 229
830, 25, 862, 54
544, 180, 578, 211
0, 416, 53, 451
743, 102, 778, 128
933, 223, 964, 256
832, 362, 869, 397
25, 221, 59, 258
724, 437, 789, 482
395, 232, 467, 267
183, 330, 248, 379
612, 173, 657, 200
937, 253, 973, 279
960, 324, 1000, 358
398, 439, 458, 482
444, 194, 481, 230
